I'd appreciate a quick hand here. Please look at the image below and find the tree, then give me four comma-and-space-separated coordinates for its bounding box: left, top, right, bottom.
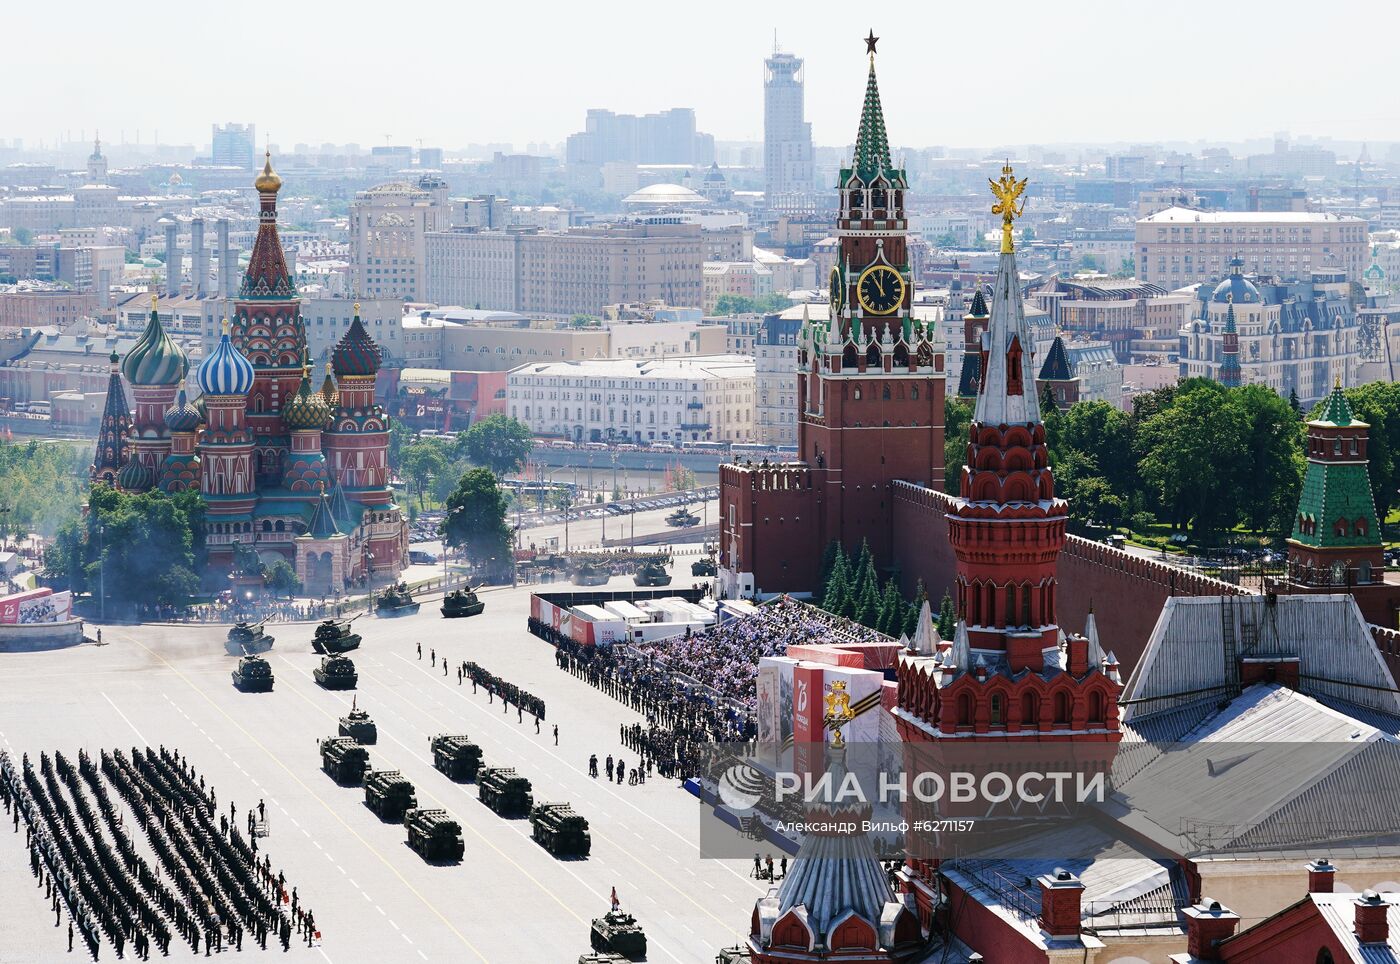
1040, 385, 1064, 457
1061, 401, 1135, 495
854, 575, 880, 630
1288, 388, 1302, 417
1136, 379, 1248, 533
461, 414, 534, 477
265, 560, 301, 597
937, 592, 957, 639
1337, 382, 1400, 520
822, 547, 851, 617
400, 440, 448, 509
943, 397, 973, 494
713, 295, 756, 316
387, 419, 414, 472
440, 468, 514, 576
876, 577, 904, 636
819, 541, 843, 588
1230, 384, 1303, 535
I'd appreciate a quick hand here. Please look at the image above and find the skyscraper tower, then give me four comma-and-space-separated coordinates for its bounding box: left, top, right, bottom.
764, 45, 815, 205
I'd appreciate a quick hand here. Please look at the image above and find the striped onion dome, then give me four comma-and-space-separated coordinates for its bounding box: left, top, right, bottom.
122, 304, 188, 386
282, 366, 331, 430
197, 323, 255, 397
332, 306, 382, 377
116, 458, 152, 490
163, 389, 202, 432
319, 362, 338, 408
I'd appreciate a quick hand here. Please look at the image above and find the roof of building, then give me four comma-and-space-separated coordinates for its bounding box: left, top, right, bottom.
1039, 336, 1072, 381
622, 183, 708, 207
121, 306, 189, 387
1211, 258, 1262, 304
197, 328, 255, 397
332, 314, 383, 377
163, 389, 201, 432
305, 490, 342, 539
974, 248, 1041, 426
1139, 207, 1366, 224
511, 354, 754, 381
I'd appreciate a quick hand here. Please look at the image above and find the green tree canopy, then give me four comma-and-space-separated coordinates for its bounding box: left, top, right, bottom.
439, 468, 514, 575
459, 414, 534, 477
943, 397, 973, 494
400, 440, 449, 508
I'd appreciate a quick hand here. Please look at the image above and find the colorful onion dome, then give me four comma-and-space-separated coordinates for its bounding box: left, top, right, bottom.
163, 389, 202, 432
331, 305, 383, 377
121, 298, 189, 386
116, 458, 152, 490
254, 151, 282, 194
283, 365, 331, 430
197, 320, 255, 397
319, 362, 339, 408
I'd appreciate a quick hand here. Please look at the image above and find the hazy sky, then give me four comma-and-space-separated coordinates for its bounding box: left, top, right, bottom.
11, 0, 1396, 153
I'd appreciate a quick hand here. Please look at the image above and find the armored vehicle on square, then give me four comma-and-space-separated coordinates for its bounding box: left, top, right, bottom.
364, 769, 418, 822
477, 766, 533, 817
590, 910, 646, 960
573, 561, 610, 586
313, 655, 358, 690
338, 700, 377, 744
231, 655, 274, 692
578, 954, 629, 964
665, 507, 699, 527
632, 557, 671, 587
404, 808, 464, 863
311, 615, 361, 655
376, 582, 420, 617
440, 586, 485, 618
530, 802, 591, 857
430, 734, 482, 782
691, 556, 717, 577
320, 737, 370, 786
225, 621, 274, 656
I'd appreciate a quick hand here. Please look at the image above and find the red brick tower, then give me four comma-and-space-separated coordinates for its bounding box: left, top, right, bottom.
231, 153, 307, 487
891, 167, 1123, 935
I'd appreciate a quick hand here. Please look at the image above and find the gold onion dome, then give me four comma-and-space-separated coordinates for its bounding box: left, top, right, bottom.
254, 151, 282, 194
283, 364, 331, 430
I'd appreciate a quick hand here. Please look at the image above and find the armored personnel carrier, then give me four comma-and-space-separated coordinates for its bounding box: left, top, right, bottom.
363, 769, 418, 822
440, 586, 485, 618
311, 615, 361, 655
632, 557, 672, 587
691, 556, 717, 577
376, 582, 420, 617
338, 700, 377, 744
477, 766, 533, 817
320, 737, 370, 786
590, 910, 646, 960
225, 620, 274, 656
530, 802, 591, 858
404, 808, 464, 863
313, 655, 358, 690
573, 562, 609, 587
231, 655, 274, 692
715, 946, 754, 963
430, 734, 482, 782
665, 507, 699, 527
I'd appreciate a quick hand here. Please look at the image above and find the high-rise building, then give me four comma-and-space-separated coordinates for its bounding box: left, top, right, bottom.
564, 108, 715, 167
763, 49, 815, 205
350, 177, 451, 301
1136, 208, 1369, 285
211, 123, 257, 170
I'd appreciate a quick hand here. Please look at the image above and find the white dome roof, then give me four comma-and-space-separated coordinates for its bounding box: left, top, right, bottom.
623, 182, 709, 207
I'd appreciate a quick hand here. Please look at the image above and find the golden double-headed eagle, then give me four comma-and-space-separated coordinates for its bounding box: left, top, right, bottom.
989, 162, 1028, 254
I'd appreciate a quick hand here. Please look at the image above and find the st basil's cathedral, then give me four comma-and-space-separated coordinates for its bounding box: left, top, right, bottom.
89, 154, 408, 595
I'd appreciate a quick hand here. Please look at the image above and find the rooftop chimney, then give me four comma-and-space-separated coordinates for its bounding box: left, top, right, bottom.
164, 220, 180, 298
190, 218, 207, 298
1307, 858, 1336, 894
1037, 868, 1084, 939
218, 218, 235, 299
1182, 898, 1240, 960
1356, 890, 1390, 945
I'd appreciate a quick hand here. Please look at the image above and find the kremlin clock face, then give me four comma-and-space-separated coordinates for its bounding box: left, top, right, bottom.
829, 267, 844, 316
857, 264, 905, 315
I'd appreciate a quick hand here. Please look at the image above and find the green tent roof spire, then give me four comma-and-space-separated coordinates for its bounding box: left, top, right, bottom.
852, 56, 892, 182
1320, 381, 1353, 426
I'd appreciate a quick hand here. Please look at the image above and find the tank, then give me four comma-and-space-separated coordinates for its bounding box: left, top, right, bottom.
665, 507, 699, 528
530, 802, 591, 858
312, 616, 362, 655
363, 769, 418, 822
314, 655, 358, 690
440, 586, 485, 618
376, 582, 421, 617
338, 702, 377, 744
231, 655, 274, 692
573, 562, 609, 587
477, 766, 533, 817
691, 557, 717, 577
320, 737, 370, 786
225, 620, 274, 656
715, 947, 753, 963
632, 558, 672, 587
430, 734, 482, 782
404, 808, 464, 863
589, 910, 647, 960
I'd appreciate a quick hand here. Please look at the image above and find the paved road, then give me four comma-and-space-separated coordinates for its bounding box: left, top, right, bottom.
0, 565, 760, 962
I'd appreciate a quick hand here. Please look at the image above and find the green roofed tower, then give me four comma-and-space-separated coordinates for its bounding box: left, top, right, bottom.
1285, 383, 1386, 608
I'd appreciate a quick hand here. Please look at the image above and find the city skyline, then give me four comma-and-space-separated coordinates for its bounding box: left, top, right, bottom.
8, 0, 1398, 155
